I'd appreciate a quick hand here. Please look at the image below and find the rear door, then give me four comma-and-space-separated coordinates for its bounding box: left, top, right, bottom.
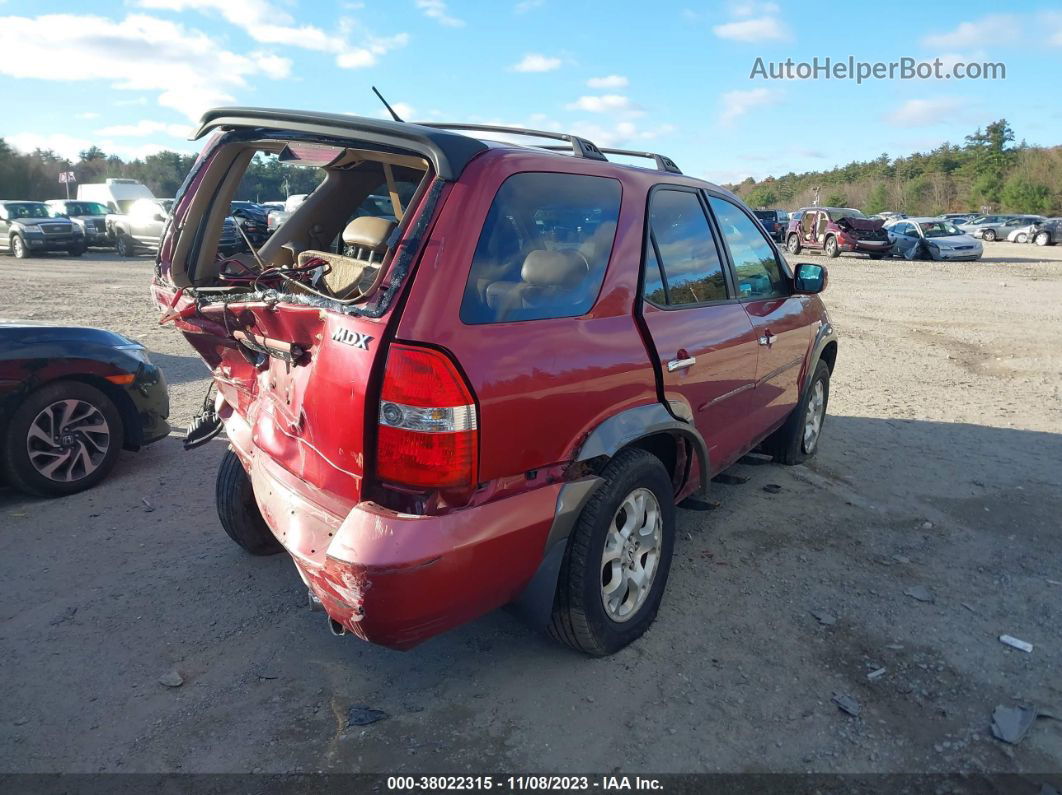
639, 186, 760, 473
706, 194, 813, 436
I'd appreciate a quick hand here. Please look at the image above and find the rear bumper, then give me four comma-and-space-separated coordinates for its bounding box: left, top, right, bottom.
224, 409, 560, 649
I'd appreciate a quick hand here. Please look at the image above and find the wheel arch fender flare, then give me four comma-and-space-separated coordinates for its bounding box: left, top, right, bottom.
802, 321, 837, 395
509, 403, 709, 628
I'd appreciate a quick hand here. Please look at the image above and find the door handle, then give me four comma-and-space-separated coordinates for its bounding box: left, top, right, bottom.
667, 356, 697, 372
759, 332, 776, 346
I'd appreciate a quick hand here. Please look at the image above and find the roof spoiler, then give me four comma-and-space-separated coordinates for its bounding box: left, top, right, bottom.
190, 107, 488, 181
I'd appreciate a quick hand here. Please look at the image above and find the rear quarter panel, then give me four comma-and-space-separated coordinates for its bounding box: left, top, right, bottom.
396, 151, 662, 485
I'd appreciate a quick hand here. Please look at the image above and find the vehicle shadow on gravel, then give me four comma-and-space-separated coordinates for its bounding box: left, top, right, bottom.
149, 350, 210, 387
2, 420, 1060, 774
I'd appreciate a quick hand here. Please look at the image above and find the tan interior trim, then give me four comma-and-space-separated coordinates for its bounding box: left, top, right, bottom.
383, 163, 404, 222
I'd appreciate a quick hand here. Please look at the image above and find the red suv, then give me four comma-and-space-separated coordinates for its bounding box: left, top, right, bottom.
786, 207, 892, 259
153, 109, 836, 656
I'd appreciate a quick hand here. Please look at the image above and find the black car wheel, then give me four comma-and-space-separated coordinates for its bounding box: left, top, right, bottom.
216, 448, 283, 555
549, 448, 675, 656
115, 233, 135, 257
982, 229, 996, 242
68, 244, 86, 257
824, 235, 840, 258
1, 380, 124, 497
786, 234, 802, 255
11, 234, 29, 259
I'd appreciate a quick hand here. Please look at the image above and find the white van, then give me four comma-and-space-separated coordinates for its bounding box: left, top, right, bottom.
77, 179, 156, 214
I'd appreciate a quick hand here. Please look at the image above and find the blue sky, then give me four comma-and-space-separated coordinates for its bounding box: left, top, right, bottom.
1, 1, 1060, 183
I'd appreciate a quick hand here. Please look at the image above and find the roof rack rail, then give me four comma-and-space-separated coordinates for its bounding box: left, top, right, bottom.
540, 144, 682, 175
415, 122, 607, 162
598, 148, 682, 175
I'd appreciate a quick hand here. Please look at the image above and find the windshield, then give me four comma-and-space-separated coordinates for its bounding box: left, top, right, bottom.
919, 221, 963, 238
4, 203, 51, 219
62, 202, 108, 216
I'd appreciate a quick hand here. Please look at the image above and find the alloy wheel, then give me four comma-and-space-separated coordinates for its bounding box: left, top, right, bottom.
803, 380, 825, 453
26, 399, 111, 482
600, 487, 663, 623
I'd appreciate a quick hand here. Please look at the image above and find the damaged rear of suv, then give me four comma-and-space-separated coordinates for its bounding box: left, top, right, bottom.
155, 108, 835, 655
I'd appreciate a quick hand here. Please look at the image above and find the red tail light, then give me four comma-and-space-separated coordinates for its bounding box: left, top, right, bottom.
375, 343, 478, 489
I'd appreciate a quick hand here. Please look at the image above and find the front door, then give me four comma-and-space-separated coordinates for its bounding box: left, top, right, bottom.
707, 195, 814, 436
638, 187, 760, 475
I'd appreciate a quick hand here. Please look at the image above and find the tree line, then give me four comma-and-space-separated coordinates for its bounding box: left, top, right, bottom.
0, 141, 322, 203
729, 120, 1061, 217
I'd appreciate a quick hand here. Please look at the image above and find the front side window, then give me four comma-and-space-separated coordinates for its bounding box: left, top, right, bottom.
708, 196, 789, 300
460, 172, 621, 324
643, 189, 727, 307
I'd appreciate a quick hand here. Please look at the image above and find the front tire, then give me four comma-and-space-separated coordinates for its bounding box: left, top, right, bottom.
549, 448, 675, 656
11, 234, 28, 259
68, 244, 85, 257
763, 360, 831, 466
824, 235, 840, 258
786, 234, 802, 255
115, 233, 135, 257
1, 380, 124, 496
216, 448, 283, 555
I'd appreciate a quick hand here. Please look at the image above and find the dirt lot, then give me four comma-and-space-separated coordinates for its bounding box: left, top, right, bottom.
1, 242, 1061, 776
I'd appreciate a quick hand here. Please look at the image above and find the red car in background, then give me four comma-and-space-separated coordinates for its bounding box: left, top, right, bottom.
153, 108, 837, 656
785, 206, 893, 259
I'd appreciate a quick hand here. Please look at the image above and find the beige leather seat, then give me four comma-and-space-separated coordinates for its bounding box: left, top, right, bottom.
485, 248, 591, 321
296, 216, 396, 298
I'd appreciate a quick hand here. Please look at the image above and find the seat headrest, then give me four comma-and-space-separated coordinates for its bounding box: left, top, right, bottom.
521, 249, 588, 287
342, 216, 396, 251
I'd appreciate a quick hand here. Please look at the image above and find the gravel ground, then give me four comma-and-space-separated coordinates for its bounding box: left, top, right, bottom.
1, 242, 1060, 776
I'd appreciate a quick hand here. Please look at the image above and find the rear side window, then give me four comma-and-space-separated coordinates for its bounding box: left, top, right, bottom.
708, 196, 789, 300
644, 189, 727, 306
460, 173, 621, 324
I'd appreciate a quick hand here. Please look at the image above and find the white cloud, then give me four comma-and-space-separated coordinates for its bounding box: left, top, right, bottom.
515, 0, 545, 12
921, 14, 1019, 49
512, 53, 562, 72
568, 120, 675, 148
712, 16, 790, 42
137, 0, 346, 51
587, 74, 628, 89
336, 33, 409, 69
0, 13, 293, 120
718, 87, 778, 125
97, 120, 190, 138
415, 0, 464, 27
1040, 11, 1062, 46
884, 97, 969, 127
76, 112, 100, 120
565, 94, 640, 114
729, 1, 780, 15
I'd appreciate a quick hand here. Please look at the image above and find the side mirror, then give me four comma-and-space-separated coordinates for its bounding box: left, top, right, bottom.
793, 262, 827, 294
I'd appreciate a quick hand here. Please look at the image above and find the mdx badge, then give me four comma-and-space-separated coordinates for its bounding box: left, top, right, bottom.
332, 328, 373, 350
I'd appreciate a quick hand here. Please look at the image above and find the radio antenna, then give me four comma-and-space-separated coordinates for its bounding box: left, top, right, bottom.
371, 86, 404, 123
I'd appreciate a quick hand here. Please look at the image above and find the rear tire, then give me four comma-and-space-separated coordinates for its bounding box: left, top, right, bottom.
762, 360, 831, 466
1, 380, 124, 497
786, 234, 802, 255
548, 448, 675, 656
216, 448, 283, 555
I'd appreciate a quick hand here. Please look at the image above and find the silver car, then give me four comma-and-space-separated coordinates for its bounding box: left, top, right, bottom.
885, 217, 983, 261
959, 214, 1043, 241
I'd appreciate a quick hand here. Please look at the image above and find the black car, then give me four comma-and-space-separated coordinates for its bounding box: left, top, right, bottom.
753, 208, 790, 242
230, 201, 270, 248
1029, 218, 1062, 246
46, 199, 111, 248
0, 201, 86, 258
0, 323, 170, 496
